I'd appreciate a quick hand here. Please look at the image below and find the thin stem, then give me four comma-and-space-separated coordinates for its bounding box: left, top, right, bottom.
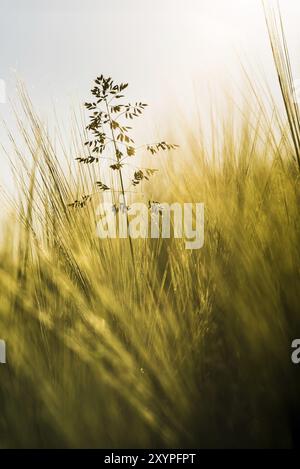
105, 99, 137, 276
105, 100, 127, 203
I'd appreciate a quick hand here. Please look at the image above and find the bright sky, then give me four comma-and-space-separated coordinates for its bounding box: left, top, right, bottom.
0, 0, 300, 187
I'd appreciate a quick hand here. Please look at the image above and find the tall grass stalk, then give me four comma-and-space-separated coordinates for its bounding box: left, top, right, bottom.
263, 0, 300, 170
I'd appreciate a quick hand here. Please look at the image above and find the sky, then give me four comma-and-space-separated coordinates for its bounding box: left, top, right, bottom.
0, 0, 300, 188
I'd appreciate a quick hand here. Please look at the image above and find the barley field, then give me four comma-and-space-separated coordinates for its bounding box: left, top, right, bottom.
0, 3, 300, 449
